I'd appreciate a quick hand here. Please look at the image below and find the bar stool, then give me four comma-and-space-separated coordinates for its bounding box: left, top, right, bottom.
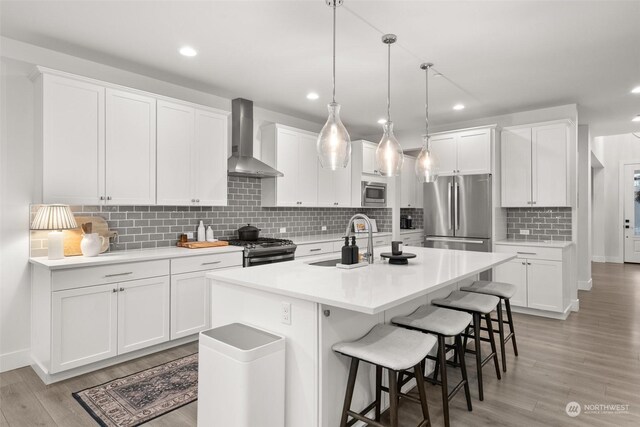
333, 324, 436, 427
392, 305, 473, 427
431, 291, 501, 401
460, 280, 519, 372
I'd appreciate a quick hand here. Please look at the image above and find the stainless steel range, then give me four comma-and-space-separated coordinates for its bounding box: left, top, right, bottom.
225, 238, 297, 267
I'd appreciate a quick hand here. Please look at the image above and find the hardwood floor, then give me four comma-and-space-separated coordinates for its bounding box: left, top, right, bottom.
2, 262, 640, 426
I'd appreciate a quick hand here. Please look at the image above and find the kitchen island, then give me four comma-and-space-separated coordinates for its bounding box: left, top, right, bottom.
206, 246, 514, 427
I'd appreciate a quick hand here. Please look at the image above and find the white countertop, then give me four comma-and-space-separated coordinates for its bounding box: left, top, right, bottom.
495, 239, 574, 248
292, 229, 423, 245
207, 246, 513, 315
29, 245, 244, 270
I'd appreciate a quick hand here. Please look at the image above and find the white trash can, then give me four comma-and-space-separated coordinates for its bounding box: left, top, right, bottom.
197, 323, 285, 427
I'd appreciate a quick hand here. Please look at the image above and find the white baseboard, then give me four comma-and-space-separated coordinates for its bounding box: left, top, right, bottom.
578, 279, 592, 291
606, 256, 623, 263
571, 298, 580, 312
509, 304, 572, 320
0, 348, 30, 373
592, 256, 606, 263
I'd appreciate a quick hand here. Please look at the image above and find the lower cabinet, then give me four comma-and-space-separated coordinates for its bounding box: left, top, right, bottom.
51, 276, 170, 373
170, 271, 211, 339
493, 259, 528, 307
527, 259, 563, 312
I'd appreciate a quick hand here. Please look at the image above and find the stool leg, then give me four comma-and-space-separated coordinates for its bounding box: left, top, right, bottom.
388, 369, 399, 427
485, 313, 502, 380
432, 350, 440, 383
505, 299, 519, 356
463, 324, 470, 353
437, 335, 450, 427
473, 313, 484, 401
340, 358, 359, 427
497, 300, 507, 372
375, 365, 382, 421
414, 362, 431, 426
455, 334, 472, 412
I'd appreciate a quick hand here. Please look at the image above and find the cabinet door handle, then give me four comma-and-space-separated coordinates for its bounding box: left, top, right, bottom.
191, 199, 196, 203
201, 261, 221, 266
100, 196, 106, 201
106, 196, 112, 201
112, 288, 117, 293
532, 201, 537, 205
516, 252, 537, 255
119, 287, 125, 292
521, 262, 526, 265
527, 262, 532, 265
196, 199, 200, 203
309, 248, 322, 252
105, 272, 133, 278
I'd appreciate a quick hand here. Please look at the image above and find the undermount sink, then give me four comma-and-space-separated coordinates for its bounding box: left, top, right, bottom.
308, 258, 342, 267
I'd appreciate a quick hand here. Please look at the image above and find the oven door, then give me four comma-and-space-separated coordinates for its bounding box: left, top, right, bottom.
245, 252, 295, 267
361, 182, 387, 207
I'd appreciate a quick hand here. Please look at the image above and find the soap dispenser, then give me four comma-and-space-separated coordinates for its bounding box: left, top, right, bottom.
197, 220, 205, 242
206, 225, 215, 242
350, 236, 359, 264
341, 237, 352, 265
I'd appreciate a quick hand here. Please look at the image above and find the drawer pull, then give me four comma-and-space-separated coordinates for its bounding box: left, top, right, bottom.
375, 240, 384, 244
119, 287, 125, 292
309, 248, 322, 252
105, 272, 133, 278
516, 252, 537, 255
201, 261, 222, 266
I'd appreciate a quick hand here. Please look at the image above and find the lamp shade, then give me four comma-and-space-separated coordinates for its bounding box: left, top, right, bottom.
31, 204, 78, 230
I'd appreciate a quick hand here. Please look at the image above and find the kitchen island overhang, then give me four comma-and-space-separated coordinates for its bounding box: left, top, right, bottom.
205, 247, 515, 427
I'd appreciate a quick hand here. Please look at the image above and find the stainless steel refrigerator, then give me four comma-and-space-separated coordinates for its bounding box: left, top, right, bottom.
424, 174, 492, 262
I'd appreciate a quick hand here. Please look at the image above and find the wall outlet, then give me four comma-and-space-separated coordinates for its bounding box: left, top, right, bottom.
281, 302, 291, 325
520, 229, 530, 235
280, 227, 286, 233
321, 226, 327, 231
186, 232, 194, 239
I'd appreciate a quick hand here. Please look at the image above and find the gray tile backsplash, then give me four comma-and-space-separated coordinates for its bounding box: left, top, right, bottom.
30, 176, 392, 256
506, 207, 572, 241
400, 208, 424, 230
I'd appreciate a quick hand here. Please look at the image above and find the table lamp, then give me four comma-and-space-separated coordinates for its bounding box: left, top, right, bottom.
31, 204, 78, 260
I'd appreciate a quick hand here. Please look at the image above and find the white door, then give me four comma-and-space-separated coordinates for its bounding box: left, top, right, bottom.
51, 284, 117, 373
117, 276, 170, 355
193, 108, 228, 206
42, 74, 105, 204
532, 123, 568, 207
105, 89, 156, 205
501, 128, 532, 207
494, 258, 528, 307
362, 142, 378, 175
298, 133, 319, 206
429, 134, 457, 176
624, 163, 640, 263
334, 161, 352, 206
170, 271, 211, 339
457, 129, 491, 175
401, 157, 417, 207
527, 259, 563, 312
275, 128, 300, 206
157, 101, 195, 205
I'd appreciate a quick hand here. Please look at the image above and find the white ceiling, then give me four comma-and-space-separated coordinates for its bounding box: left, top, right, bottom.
2, 0, 639, 138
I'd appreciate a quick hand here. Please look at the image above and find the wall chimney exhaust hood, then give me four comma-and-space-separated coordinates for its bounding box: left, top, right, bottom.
227, 98, 284, 178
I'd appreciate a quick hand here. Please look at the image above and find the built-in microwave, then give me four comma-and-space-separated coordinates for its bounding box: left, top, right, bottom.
361, 181, 387, 207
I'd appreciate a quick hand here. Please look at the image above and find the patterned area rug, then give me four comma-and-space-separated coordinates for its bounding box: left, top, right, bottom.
72, 353, 198, 427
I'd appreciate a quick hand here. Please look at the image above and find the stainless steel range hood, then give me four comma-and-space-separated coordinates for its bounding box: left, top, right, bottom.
227, 98, 284, 178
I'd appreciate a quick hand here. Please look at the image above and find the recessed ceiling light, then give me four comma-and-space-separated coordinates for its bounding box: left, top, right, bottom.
453, 104, 465, 111
632, 115, 640, 122
179, 46, 197, 57
632, 86, 640, 94
306, 92, 319, 100
377, 118, 387, 124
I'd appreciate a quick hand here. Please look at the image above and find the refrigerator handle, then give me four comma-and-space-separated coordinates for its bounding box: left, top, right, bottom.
447, 182, 453, 231
454, 181, 460, 230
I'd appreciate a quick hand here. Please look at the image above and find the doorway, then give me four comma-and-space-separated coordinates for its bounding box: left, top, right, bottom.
623, 163, 640, 263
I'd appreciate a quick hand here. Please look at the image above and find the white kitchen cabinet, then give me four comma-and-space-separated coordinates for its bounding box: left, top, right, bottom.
401, 156, 418, 208
527, 259, 563, 312
37, 72, 105, 204
501, 120, 571, 207
401, 231, 424, 247
170, 271, 211, 340
261, 124, 319, 207
429, 127, 491, 176
318, 159, 352, 207
105, 89, 156, 205
51, 283, 118, 373
117, 277, 170, 355
362, 142, 378, 175
493, 258, 528, 307
157, 100, 229, 206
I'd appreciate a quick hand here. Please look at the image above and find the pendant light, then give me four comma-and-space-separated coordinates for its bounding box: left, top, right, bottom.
375, 34, 404, 177
415, 63, 440, 183
317, 0, 351, 170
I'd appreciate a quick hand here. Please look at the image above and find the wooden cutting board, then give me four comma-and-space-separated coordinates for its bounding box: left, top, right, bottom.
64, 216, 110, 256
177, 241, 230, 249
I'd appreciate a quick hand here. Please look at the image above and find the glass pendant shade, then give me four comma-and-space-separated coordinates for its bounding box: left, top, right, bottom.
415, 135, 439, 183
317, 102, 351, 170
375, 121, 404, 177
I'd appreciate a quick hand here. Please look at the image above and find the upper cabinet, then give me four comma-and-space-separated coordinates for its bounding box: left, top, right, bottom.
401, 156, 422, 208
501, 120, 572, 207
318, 158, 352, 207
429, 127, 492, 176
261, 124, 319, 207
361, 141, 378, 175
33, 67, 229, 206
156, 101, 228, 206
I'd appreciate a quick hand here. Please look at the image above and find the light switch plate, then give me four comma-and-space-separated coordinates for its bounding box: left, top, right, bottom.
321, 226, 327, 231
280, 227, 286, 233
186, 232, 194, 239
520, 229, 530, 235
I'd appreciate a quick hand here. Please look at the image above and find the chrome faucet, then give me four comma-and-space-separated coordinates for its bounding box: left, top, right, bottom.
345, 214, 374, 264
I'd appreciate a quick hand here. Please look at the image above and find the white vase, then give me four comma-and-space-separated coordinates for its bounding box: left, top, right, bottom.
81, 233, 105, 257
